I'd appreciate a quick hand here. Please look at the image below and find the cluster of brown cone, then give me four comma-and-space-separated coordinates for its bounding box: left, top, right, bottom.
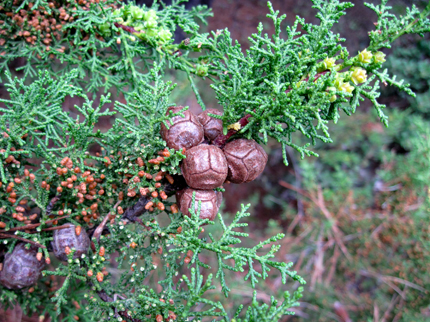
0, 107, 268, 290
161, 106, 268, 221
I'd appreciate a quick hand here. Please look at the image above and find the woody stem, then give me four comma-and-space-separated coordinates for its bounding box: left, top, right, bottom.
212, 113, 252, 148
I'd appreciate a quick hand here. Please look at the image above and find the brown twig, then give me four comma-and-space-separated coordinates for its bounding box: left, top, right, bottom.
392, 295, 406, 322
134, 217, 152, 232
333, 301, 352, 322
310, 227, 324, 290
315, 186, 352, 261
380, 294, 400, 322
212, 113, 252, 148
121, 195, 153, 223
46, 194, 61, 217
1, 215, 70, 233
278, 180, 310, 198
93, 201, 122, 242
114, 22, 139, 34
0, 233, 46, 249
41, 224, 71, 232
325, 245, 340, 287
373, 302, 380, 322
359, 270, 426, 294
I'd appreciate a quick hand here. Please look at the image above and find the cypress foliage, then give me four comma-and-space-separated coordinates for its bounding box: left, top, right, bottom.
0, 0, 429, 321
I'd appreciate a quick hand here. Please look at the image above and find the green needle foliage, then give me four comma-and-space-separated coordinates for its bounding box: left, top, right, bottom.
0, 0, 429, 321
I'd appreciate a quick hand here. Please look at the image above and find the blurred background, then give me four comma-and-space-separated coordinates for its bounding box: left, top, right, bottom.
1, 0, 430, 321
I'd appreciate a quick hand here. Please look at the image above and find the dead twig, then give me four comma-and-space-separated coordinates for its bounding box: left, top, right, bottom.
392, 294, 406, 322
381, 294, 400, 322
334, 301, 352, 322
315, 186, 352, 261
41, 224, 72, 232
279, 180, 352, 261
0, 233, 46, 248
310, 227, 324, 290
1, 215, 70, 233
360, 270, 426, 293
373, 302, 379, 322
325, 245, 341, 287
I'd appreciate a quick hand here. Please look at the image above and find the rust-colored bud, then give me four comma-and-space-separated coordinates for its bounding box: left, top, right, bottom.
176, 188, 222, 221
137, 157, 144, 167
197, 108, 223, 141
160, 106, 204, 150
0, 243, 45, 289
156, 202, 164, 211
75, 225, 82, 236
145, 201, 154, 210
181, 144, 227, 189
104, 156, 111, 166
52, 224, 90, 261
64, 246, 71, 255
223, 139, 268, 184
165, 174, 174, 184
15, 206, 25, 213
171, 204, 179, 214
96, 272, 104, 282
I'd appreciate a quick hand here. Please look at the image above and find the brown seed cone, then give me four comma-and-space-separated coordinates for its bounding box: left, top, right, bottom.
160, 106, 204, 150
223, 139, 268, 184
52, 224, 90, 261
181, 144, 228, 189
197, 108, 223, 141
176, 188, 222, 221
0, 243, 45, 289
